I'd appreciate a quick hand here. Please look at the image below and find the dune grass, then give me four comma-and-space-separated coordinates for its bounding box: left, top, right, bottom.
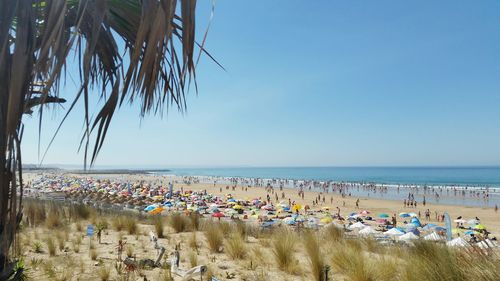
75, 221, 83, 232
189, 213, 200, 231
56, 231, 65, 251
188, 250, 198, 267
112, 216, 125, 232
322, 224, 344, 243
46, 236, 56, 256
20, 198, 500, 281
97, 264, 111, 281
304, 231, 326, 281
126, 244, 134, 258
271, 228, 301, 275
25, 200, 46, 227
225, 233, 247, 259
45, 204, 64, 228
189, 232, 198, 250
125, 217, 138, 235
169, 213, 190, 233
90, 249, 98, 260
204, 222, 224, 253
154, 216, 165, 238
70, 204, 91, 221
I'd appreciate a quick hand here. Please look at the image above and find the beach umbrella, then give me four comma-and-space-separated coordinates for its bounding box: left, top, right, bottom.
375, 219, 387, 224
410, 217, 421, 227
233, 205, 243, 210
473, 224, 486, 230
212, 212, 225, 221
408, 213, 418, 217
378, 213, 389, 218
149, 207, 164, 215
464, 230, 478, 236
422, 224, 437, 231
360, 210, 370, 215
144, 204, 157, 212
292, 204, 302, 213
434, 227, 446, 232
454, 219, 466, 224
320, 217, 333, 224
399, 213, 410, 218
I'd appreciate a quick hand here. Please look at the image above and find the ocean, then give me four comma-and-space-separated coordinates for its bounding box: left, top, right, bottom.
157, 166, 500, 188
154, 166, 500, 207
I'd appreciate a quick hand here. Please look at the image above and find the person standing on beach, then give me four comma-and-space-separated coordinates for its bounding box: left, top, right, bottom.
495, 204, 498, 213
355, 198, 360, 209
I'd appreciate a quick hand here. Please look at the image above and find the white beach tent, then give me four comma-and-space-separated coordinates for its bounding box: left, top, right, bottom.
399, 232, 419, 241
359, 226, 378, 236
446, 237, 469, 247
384, 228, 405, 236
349, 222, 366, 230
423, 232, 443, 241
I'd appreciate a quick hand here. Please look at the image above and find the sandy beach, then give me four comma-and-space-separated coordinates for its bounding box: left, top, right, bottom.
15, 171, 500, 280
61, 172, 500, 237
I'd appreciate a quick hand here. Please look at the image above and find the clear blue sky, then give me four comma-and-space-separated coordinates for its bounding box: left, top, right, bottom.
21, 0, 500, 167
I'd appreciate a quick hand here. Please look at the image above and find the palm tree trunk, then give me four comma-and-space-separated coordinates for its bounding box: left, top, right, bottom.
0, 3, 20, 272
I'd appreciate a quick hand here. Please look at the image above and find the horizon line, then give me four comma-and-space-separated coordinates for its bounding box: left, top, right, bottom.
24, 163, 500, 169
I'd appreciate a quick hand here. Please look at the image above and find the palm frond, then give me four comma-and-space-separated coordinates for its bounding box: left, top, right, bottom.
0, 0, 210, 274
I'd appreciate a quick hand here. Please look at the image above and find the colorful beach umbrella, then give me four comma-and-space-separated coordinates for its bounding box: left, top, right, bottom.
292, 204, 302, 212
212, 212, 225, 221
320, 217, 333, 224
473, 224, 486, 230
378, 213, 389, 218
144, 204, 157, 212
149, 207, 164, 215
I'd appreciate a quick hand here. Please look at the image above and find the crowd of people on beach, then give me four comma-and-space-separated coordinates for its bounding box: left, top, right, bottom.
22, 173, 499, 249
